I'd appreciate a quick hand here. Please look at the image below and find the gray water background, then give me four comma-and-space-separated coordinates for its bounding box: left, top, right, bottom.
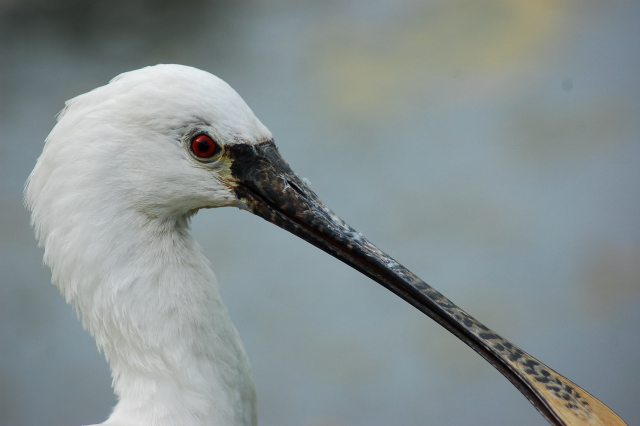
1, 1, 639, 425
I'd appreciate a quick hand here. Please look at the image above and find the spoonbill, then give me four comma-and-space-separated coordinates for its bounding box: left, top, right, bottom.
25, 64, 626, 426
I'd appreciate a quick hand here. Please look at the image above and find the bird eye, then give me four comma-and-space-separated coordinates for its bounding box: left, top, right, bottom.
190, 134, 220, 160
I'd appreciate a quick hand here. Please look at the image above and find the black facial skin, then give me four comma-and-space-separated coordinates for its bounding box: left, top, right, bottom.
225, 140, 625, 426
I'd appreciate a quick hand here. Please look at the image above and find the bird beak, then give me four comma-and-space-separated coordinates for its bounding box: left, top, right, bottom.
225, 140, 625, 426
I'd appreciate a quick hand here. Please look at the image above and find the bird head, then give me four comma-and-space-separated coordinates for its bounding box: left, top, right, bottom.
27, 65, 275, 222
27, 64, 365, 265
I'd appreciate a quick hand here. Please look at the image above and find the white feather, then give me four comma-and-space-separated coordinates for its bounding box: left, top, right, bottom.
25, 64, 272, 426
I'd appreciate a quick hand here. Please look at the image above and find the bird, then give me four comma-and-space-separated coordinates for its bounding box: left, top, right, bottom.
25, 64, 626, 426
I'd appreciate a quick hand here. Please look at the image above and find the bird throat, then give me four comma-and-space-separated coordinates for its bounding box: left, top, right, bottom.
75, 215, 257, 426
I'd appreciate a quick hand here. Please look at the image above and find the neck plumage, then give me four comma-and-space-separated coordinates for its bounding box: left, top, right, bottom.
48, 210, 256, 426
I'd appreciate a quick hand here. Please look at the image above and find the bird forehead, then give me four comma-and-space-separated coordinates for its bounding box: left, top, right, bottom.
65, 65, 271, 144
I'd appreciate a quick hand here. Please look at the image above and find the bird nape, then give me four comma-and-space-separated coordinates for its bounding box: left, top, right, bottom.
25, 64, 626, 426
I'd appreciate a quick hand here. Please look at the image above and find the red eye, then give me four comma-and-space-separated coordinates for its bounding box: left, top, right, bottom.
191, 134, 220, 159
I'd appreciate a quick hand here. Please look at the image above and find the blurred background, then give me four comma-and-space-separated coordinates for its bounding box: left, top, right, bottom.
1, 0, 638, 425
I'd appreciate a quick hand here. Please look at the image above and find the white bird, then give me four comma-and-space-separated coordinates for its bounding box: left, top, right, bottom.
25, 64, 625, 426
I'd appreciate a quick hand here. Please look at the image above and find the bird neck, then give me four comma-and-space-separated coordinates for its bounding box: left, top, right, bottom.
66, 213, 256, 426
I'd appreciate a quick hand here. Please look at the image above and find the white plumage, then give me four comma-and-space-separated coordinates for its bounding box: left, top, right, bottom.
26, 65, 265, 426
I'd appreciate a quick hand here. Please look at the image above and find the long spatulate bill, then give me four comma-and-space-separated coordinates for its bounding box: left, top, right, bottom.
226, 140, 627, 426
